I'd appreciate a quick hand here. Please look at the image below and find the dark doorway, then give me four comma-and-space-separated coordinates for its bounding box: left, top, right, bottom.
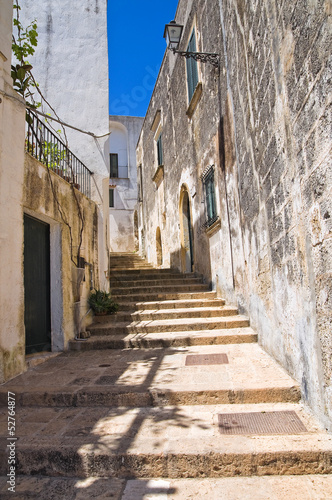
24, 214, 51, 355
181, 188, 194, 272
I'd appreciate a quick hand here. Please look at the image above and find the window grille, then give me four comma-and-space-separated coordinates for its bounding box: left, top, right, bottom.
202, 166, 218, 227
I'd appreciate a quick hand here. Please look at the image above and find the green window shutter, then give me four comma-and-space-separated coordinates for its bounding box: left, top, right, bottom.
110, 154, 118, 177
109, 188, 114, 208
186, 30, 199, 102
157, 133, 163, 166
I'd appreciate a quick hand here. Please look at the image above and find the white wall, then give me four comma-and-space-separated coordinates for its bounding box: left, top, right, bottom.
108, 116, 144, 252
19, 0, 110, 289
18, 0, 110, 181
0, 0, 27, 382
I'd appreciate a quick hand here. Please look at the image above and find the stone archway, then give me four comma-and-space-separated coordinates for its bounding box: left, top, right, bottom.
179, 185, 194, 273
156, 226, 163, 267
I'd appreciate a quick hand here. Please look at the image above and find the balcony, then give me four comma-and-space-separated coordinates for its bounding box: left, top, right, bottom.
25, 109, 92, 198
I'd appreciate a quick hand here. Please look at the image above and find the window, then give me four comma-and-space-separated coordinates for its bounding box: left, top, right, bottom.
156, 133, 163, 167
109, 188, 114, 208
110, 153, 118, 178
202, 166, 217, 227
186, 29, 199, 102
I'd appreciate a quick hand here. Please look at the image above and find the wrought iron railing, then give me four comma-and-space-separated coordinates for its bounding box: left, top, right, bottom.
25, 108, 92, 198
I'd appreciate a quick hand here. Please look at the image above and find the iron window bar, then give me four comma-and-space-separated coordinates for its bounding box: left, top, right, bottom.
25, 108, 92, 199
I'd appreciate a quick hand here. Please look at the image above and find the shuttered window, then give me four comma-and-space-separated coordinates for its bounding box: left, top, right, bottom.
186, 29, 199, 102
157, 133, 163, 166
110, 154, 118, 178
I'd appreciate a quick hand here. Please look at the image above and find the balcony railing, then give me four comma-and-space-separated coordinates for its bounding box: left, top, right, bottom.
25, 108, 92, 198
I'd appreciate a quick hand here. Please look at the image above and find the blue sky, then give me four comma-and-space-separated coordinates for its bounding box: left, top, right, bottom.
107, 1, 179, 117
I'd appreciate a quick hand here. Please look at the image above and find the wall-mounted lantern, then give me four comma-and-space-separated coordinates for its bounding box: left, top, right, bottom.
163, 20, 219, 68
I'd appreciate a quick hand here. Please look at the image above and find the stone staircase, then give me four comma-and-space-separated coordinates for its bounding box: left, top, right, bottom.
0, 252, 331, 498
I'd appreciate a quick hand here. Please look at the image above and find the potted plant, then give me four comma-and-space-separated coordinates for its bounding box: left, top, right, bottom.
88, 289, 119, 316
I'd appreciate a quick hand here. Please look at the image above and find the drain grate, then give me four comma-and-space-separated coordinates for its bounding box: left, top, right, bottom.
95, 375, 118, 385
185, 353, 229, 366
218, 411, 308, 435
99, 364, 111, 368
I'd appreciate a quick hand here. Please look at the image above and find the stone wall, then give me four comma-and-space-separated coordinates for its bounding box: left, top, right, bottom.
137, 0, 331, 429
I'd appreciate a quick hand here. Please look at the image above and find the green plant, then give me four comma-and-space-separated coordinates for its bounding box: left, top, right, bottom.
88, 290, 119, 315
42, 141, 67, 170
11, 2, 38, 104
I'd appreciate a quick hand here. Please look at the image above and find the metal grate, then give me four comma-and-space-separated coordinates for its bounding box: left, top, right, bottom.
185, 353, 229, 366
218, 411, 308, 435
95, 375, 118, 385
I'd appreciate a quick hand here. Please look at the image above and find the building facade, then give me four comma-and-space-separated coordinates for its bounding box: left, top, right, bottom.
108, 116, 144, 252
0, 0, 109, 383
137, 0, 332, 429
19, 0, 110, 289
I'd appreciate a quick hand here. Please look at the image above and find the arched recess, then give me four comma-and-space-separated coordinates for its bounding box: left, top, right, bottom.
156, 226, 163, 267
179, 185, 194, 273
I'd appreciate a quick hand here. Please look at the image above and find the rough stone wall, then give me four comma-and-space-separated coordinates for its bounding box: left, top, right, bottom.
220, 0, 331, 429
137, 0, 331, 429
137, 0, 224, 278
24, 154, 100, 351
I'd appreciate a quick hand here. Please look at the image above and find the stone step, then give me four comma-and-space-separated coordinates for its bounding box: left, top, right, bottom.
112, 291, 217, 303
110, 277, 204, 288
70, 327, 257, 350
110, 271, 196, 282
93, 306, 239, 324
1, 402, 330, 478
110, 265, 155, 270
1, 344, 300, 407
89, 315, 249, 336
110, 268, 177, 276
116, 297, 226, 311
1, 475, 332, 499
111, 283, 210, 295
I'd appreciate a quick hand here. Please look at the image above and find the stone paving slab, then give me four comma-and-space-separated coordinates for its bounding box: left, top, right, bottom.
0, 403, 331, 477
0, 344, 300, 407
70, 327, 258, 351
0, 475, 331, 500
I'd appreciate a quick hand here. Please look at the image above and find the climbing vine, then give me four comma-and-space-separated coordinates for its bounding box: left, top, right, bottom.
11, 1, 39, 106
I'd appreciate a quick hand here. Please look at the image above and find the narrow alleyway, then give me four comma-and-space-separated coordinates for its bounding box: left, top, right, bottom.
0, 253, 331, 499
